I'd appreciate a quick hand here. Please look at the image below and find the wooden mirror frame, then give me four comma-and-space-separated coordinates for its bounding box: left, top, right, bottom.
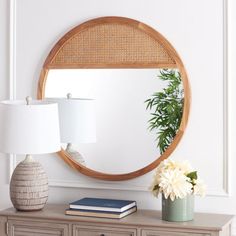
37, 16, 191, 181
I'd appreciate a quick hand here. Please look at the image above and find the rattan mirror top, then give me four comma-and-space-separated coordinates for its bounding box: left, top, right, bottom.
38, 16, 190, 181
43, 17, 177, 69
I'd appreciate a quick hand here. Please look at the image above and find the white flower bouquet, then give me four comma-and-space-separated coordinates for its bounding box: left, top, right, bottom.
150, 159, 206, 201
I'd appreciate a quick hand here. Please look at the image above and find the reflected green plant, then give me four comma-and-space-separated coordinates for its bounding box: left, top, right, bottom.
145, 69, 184, 154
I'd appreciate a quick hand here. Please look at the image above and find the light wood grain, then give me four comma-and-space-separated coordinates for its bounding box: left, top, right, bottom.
37, 16, 191, 181
0, 216, 7, 236
142, 229, 211, 236
8, 219, 69, 236
73, 224, 136, 236
0, 204, 233, 232
0, 205, 234, 236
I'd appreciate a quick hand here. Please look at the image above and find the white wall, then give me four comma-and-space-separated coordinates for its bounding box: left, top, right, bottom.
1, 0, 236, 233
0, 0, 11, 209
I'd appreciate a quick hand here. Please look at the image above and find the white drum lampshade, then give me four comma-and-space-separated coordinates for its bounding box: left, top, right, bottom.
0, 98, 61, 211
47, 95, 96, 165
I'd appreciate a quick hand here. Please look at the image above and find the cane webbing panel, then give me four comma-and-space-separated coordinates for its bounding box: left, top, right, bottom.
50, 23, 176, 68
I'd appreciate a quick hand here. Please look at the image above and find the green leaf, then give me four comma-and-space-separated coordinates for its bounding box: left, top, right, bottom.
187, 171, 198, 180
145, 69, 184, 154
152, 185, 159, 191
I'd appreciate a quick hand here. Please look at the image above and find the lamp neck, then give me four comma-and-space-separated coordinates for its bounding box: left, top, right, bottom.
22, 154, 35, 163
25, 96, 32, 105
67, 93, 72, 99
66, 143, 72, 151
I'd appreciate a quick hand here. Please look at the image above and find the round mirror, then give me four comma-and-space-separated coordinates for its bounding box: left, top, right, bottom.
38, 17, 190, 180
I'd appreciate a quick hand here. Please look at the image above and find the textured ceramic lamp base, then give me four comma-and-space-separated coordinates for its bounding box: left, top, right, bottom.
10, 156, 48, 211
162, 194, 194, 222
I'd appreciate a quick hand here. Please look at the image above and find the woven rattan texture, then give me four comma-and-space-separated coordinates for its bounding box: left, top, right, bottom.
50, 23, 175, 67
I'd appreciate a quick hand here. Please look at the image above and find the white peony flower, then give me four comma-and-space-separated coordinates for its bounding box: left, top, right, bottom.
149, 175, 160, 197
193, 178, 206, 197
175, 160, 193, 175
155, 159, 193, 175
150, 159, 206, 201
158, 168, 192, 201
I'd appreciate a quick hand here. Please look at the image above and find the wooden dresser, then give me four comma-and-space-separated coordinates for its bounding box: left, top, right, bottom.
0, 204, 233, 236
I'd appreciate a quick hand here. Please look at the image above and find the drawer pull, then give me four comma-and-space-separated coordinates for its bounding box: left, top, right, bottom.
100, 234, 105, 236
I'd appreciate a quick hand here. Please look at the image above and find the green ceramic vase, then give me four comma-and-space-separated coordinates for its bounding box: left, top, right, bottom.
162, 194, 194, 222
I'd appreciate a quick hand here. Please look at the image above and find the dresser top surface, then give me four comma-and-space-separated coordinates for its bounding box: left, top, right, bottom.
0, 204, 234, 231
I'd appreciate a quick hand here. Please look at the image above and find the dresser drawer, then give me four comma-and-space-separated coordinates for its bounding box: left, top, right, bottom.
73, 224, 136, 236
8, 219, 69, 236
142, 229, 211, 236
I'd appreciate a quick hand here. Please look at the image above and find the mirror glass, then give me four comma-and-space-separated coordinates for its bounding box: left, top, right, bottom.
45, 68, 182, 174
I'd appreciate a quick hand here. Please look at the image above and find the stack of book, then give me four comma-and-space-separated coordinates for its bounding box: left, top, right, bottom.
65, 197, 137, 219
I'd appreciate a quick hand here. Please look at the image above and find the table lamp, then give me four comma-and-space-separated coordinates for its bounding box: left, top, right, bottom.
0, 97, 61, 211
47, 93, 96, 165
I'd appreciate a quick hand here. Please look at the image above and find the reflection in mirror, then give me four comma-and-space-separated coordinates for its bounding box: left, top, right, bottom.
145, 69, 183, 155
45, 69, 182, 174
47, 95, 96, 166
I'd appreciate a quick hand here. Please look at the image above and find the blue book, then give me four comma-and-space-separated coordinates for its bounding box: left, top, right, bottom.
69, 198, 136, 212
65, 206, 137, 219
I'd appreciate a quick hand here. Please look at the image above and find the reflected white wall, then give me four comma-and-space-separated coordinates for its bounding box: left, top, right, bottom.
46, 69, 167, 173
